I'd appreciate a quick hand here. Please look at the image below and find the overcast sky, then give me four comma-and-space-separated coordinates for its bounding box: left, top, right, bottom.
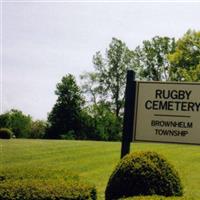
1, 1, 200, 120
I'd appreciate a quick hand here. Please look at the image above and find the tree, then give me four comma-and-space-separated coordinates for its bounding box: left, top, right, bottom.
0, 112, 10, 128
29, 120, 46, 139
0, 109, 32, 138
80, 72, 100, 106
46, 74, 85, 139
168, 30, 200, 81
80, 38, 135, 140
133, 36, 176, 81
82, 38, 135, 118
90, 102, 122, 141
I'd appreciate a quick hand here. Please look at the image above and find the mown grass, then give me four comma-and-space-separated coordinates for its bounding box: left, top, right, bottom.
0, 139, 199, 200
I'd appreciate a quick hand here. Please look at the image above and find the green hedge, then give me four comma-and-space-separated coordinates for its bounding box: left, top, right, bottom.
0, 179, 97, 200
0, 128, 13, 139
105, 151, 183, 200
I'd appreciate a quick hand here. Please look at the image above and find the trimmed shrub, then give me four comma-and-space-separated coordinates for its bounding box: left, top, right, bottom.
0, 128, 13, 139
0, 179, 97, 200
105, 151, 183, 200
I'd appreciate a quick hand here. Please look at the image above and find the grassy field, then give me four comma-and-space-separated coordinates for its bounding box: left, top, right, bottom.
0, 139, 199, 200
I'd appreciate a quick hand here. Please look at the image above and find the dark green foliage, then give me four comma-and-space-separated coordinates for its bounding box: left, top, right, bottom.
29, 120, 46, 139
0, 176, 5, 181
91, 103, 122, 141
0, 109, 32, 138
75, 110, 97, 140
60, 131, 75, 140
105, 151, 183, 200
0, 113, 10, 128
46, 74, 86, 139
0, 128, 13, 139
9, 109, 32, 138
0, 110, 48, 139
0, 179, 97, 200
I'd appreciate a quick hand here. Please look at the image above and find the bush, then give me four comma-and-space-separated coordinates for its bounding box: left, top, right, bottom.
0, 128, 13, 139
60, 130, 75, 140
0, 179, 97, 200
105, 151, 183, 200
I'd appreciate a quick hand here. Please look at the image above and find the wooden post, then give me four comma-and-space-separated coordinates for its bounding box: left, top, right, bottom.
121, 70, 136, 159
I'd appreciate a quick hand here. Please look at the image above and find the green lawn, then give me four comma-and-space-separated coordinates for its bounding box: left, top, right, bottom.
0, 139, 199, 200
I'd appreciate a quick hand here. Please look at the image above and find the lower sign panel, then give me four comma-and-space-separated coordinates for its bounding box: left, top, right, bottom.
134, 81, 200, 145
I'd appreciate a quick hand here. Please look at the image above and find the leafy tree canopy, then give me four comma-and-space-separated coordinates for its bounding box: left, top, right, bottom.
81, 38, 135, 118
168, 29, 200, 81
46, 74, 85, 139
133, 36, 176, 81
0, 109, 32, 138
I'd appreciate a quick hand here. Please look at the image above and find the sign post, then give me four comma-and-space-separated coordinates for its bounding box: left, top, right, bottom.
121, 70, 136, 158
121, 71, 200, 159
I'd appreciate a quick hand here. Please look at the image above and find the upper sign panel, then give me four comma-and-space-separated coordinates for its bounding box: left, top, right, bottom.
134, 81, 200, 145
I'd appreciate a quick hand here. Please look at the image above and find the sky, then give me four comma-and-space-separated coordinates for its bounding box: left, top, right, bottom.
1, 1, 200, 120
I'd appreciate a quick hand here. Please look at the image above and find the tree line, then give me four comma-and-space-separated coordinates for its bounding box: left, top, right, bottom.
1, 30, 199, 140
0, 109, 46, 138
